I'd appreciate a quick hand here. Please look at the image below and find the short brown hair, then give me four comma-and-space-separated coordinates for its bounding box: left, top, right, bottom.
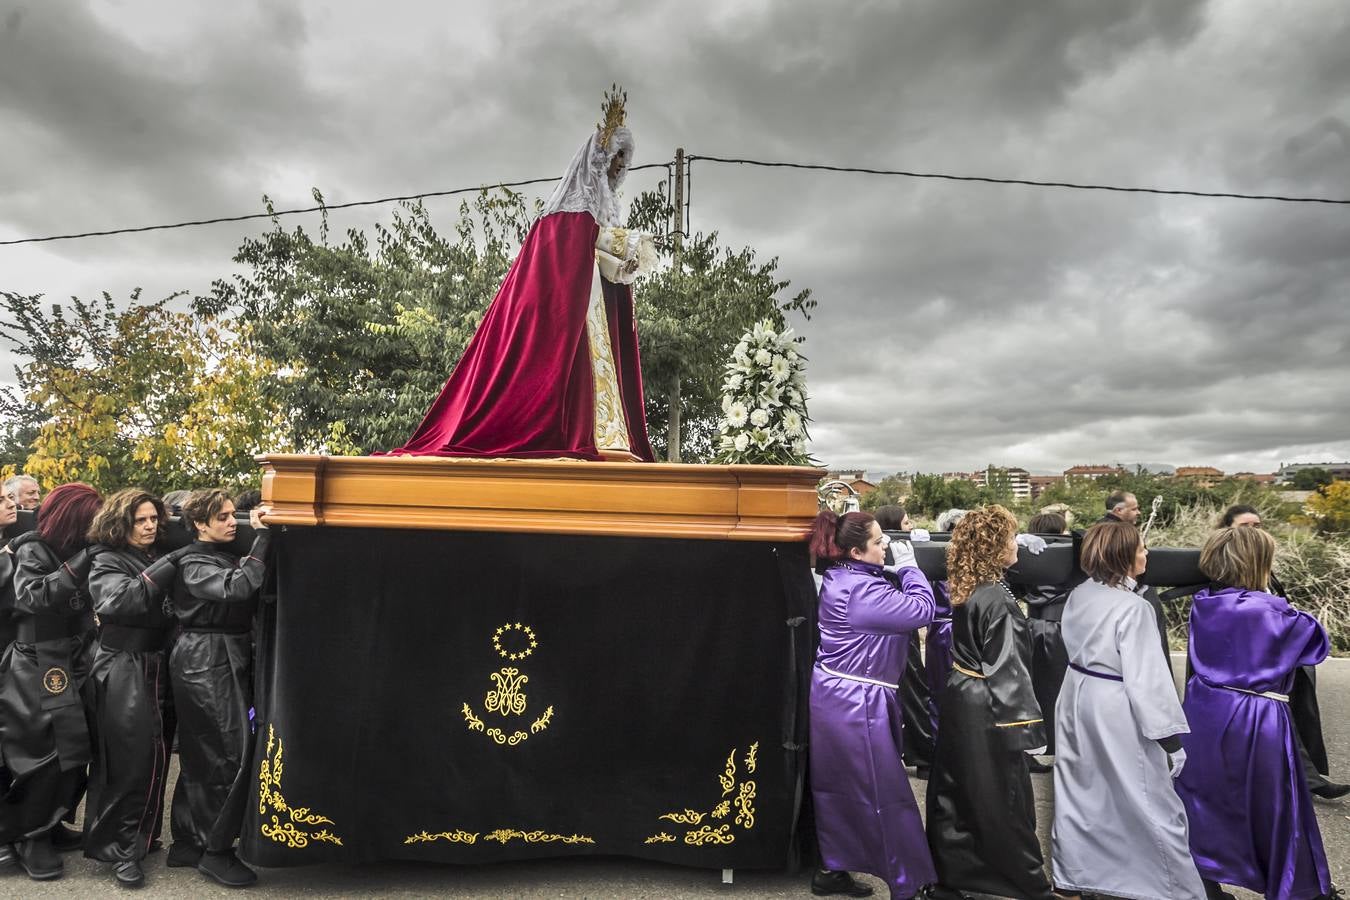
89, 489, 166, 549
181, 489, 234, 534
1080, 521, 1141, 588
1028, 511, 1067, 534
1200, 526, 1275, 592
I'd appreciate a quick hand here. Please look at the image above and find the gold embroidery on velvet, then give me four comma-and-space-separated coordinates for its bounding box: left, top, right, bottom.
684, 824, 734, 846
257, 725, 343, 848
644, 832, 677, 844
405, 830, 480, 845
484, 829, 595, 845
658, 809, 705, 825
492, 623, 537, 662
586, 292, 631, 452
485, 667, 528, 716
464, 624, 554, 746
405, 828, 592, 846
653, 743, 761, 846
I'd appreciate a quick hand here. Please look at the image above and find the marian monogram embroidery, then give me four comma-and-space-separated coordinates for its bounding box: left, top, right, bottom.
462, 623, 554, 746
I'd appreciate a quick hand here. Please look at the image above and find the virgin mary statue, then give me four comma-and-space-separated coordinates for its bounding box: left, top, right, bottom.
386, 88, 657, 461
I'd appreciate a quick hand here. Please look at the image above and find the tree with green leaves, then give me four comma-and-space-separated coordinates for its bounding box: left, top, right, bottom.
206, 183, 813, 462
0, 289, 292, 495
1292, 467, 1334, 491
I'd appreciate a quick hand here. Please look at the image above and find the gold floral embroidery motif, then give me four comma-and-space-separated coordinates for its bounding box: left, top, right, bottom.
484, 829, 595, 845
463, 624, 553, 746
586, 292, 630, 452
654, 742, 761, 846
684, 824, 734, 846
405, 830, 480, 845
644, 832, 677, 844
405, 828, 592, 846
608, 227, 630, 258
257, 725, 343, 848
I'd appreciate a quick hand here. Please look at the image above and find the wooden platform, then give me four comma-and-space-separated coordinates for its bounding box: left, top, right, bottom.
257, 454, 823, 541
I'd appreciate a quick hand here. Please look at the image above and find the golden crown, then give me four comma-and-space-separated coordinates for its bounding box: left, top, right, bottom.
596, 83, 627, 150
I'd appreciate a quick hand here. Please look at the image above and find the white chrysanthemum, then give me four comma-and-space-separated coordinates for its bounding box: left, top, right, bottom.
786, 348, 799, 362
753, 347, 772, 366
734, 433, 750, 452
768, 355, 790, 383
728, 373, 744, 390
783, 410, 803, 435
750, 408, 770, 427
733, 341, 749, 361
726, 402, 749, 428
792, 438, 807, 454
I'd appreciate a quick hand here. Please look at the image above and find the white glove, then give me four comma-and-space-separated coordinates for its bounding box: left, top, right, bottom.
1015, 533, 1047, 555
1168, 748, 1186, 778
885, 539, 917, 571
909, 528, 931, 543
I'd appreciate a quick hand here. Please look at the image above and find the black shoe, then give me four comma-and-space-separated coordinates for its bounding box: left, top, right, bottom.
198, 850, 257, 887
1311, 781, 1350, 800
147, 839, 163, 853
17, 837, 63, 880
811, 869, 874, 897
920, 887, 969, 900
1027, 757, 1054, 774
166, 842, 203, 868
1316, 888, 1345, 900
50, 823, 83, 852
113, 859, 145, 887
0, 843, 15, 868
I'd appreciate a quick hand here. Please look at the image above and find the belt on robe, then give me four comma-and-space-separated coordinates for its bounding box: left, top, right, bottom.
952, 662, 985, 679
1214, 683, 1290, 703
816, 663, 899, 690
1069, 661, 1123, 682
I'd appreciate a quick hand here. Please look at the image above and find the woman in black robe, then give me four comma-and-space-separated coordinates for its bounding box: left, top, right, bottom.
0, 483, 104, 881
925, 504, 1056, 900
0, 490, 18, 869
83, 489, 190, 887
874, 505, 936, 775
167, 488, 270, 888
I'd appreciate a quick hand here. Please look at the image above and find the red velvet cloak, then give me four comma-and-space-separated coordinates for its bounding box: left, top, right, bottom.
385, 211, 653, 461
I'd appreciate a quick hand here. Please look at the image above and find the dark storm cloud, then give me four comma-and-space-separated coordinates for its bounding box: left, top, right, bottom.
1, 0, 1347, 473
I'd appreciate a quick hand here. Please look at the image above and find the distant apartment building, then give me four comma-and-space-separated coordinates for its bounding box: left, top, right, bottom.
1063, 464, 1127, 480
1233, 472, 1278, 485
1029, 475, 1061, 499
824, 470, 877, 496
1276, 462, 1350, 483
1174, 466, 1225, 487
973, 465, 1032, 500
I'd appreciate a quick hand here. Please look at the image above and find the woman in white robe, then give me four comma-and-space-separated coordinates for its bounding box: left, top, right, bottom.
1051, 521, 1205, 900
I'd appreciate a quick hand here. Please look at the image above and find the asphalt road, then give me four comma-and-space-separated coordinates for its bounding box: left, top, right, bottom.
4, 657, 1348, 898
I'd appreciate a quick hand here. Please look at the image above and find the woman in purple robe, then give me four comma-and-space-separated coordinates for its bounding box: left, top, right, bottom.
808, 509, 937, 899
1176, 525, 1342, 900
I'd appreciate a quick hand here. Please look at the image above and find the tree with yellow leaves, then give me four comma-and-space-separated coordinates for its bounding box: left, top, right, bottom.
1, 289, 293, 495
1306, 481, 1350, 535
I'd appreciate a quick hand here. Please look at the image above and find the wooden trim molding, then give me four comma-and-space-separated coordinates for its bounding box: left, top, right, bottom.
256, 454, 824, 542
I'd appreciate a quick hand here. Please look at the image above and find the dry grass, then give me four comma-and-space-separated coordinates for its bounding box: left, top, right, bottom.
1151, 501, 1350, 653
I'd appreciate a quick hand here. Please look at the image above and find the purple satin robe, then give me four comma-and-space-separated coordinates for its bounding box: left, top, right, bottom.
811, 560, 937, 899
923, 580, 953, 734
1176, 585, 1331, 900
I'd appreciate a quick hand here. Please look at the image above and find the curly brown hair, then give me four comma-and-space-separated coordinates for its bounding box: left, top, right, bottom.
947, 504, 1019, 606
88, 489, 166, 549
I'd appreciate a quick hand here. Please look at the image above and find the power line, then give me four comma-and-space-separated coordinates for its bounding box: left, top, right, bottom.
686, 155, 1350, 205
3, 154, 1347, 249
0, 164, 671, 247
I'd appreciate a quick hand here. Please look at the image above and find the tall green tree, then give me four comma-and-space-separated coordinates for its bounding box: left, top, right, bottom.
0, 289, 292, 494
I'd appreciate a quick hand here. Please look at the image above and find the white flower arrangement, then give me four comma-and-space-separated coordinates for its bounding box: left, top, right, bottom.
714, 319, 814, 466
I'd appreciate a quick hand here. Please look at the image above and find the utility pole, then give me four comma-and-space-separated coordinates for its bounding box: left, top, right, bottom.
666, 148, 685, 463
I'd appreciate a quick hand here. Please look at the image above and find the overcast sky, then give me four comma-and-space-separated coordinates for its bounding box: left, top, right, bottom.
3, 0, 1349, 475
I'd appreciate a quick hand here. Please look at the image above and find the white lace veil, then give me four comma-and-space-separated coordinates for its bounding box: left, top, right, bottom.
541, 126, 635, 226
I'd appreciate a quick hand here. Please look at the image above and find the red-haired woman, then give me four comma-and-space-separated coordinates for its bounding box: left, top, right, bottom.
0, 482, 103, 881
925, 505, 1054, 900
809, 509, 936, 899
